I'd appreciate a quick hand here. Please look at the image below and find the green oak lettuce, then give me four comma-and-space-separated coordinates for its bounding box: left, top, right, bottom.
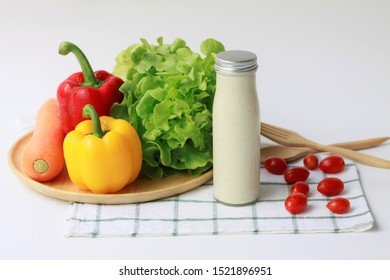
111, 37, 224, 179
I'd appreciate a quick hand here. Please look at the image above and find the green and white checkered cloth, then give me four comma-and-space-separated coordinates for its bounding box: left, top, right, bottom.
65, 155, 374, 237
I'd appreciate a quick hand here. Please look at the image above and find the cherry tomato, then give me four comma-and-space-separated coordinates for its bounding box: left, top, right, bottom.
319, 155, 345, 174
326, 198, 350, 214
285, 193, 308, 214
317, 177, 344, 196
283, 167, 310, 184
303, 153, 319, 170
264, 156, 288, 175
290, 181, 310, 196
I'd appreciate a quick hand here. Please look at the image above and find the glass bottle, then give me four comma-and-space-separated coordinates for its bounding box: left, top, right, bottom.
213, 50, 260, 205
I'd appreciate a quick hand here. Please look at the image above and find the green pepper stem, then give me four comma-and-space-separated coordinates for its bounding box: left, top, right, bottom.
82, 104, 105, 138
59, 41, 102, 87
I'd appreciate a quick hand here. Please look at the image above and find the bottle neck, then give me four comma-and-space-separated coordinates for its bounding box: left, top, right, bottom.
216, 70, 257, 78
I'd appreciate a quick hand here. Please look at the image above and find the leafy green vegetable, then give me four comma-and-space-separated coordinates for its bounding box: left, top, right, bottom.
111, 37, 224, 179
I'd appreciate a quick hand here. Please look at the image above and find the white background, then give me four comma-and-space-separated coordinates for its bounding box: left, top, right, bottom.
1, 0, 389, 260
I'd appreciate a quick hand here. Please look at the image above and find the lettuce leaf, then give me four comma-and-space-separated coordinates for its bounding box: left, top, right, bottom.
111, 37, 224, 179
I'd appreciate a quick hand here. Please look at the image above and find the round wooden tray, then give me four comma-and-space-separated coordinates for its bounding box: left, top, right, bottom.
8, 131, 213, 204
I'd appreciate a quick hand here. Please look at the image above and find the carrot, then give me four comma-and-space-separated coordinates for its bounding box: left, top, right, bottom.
22, 98, 65, 182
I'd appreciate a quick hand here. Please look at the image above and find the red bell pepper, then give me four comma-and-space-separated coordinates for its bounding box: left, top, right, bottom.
57, 41, 124, 134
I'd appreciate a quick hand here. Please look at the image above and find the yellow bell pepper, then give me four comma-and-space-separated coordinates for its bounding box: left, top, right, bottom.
63, 104, 142, 194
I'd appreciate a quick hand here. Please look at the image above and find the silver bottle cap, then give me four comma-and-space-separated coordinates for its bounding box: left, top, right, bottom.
215, 50, 258, 73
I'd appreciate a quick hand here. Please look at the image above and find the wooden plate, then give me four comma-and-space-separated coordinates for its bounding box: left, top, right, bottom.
8, 131, 213, 204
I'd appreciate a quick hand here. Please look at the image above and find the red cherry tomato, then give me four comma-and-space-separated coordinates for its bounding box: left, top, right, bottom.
326, 198, 350, 214
283, 167, 310, 184
290, 181, 310, 196
303, 154, 319, 170
285, 193, 308, 214
317, 177, 344, 196
264, 156, 288, 175
319, 155, 345, 174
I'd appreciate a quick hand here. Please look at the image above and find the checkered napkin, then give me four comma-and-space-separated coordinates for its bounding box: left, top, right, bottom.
65, 155, 374, 237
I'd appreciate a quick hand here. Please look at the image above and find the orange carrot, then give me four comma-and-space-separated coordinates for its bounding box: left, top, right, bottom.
22, 98, 65, 182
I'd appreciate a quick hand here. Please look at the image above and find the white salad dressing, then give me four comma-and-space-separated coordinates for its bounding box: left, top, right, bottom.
213, 50, 260, 205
